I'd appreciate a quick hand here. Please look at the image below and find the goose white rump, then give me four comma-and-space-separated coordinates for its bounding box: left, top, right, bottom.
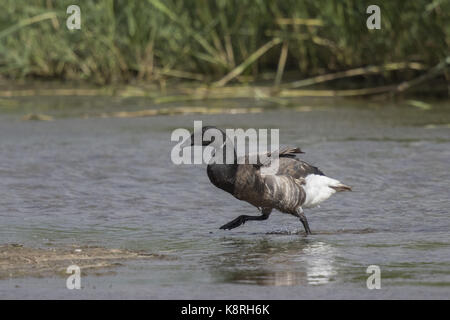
302, 174, 351, 208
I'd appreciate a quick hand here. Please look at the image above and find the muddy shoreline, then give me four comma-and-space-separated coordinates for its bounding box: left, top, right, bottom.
0, 244, 172, 280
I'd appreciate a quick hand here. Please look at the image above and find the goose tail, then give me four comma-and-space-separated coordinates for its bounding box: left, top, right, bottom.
330, 183, 352, 192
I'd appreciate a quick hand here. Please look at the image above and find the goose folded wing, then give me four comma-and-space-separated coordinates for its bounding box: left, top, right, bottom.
237, 146, 303, 168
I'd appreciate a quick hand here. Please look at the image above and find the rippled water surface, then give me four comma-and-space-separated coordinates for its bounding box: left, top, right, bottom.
0, 97, 449, 299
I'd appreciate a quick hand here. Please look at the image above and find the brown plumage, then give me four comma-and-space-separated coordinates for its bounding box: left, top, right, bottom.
233, 147, 310, 212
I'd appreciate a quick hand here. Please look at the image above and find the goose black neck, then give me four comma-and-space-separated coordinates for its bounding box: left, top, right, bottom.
206, 127, 237, 164
206, 128, 237, 195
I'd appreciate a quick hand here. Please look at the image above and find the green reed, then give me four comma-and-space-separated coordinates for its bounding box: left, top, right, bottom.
0, 0, 448, 85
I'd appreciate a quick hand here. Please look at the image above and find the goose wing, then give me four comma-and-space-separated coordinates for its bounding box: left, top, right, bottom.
276, 157, 324, 178
237, 147, 303, 166
254, 146, 324, 179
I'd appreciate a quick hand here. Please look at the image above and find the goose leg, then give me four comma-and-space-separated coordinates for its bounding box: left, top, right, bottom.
220, 208, 272, 230
295, 207, 312, 235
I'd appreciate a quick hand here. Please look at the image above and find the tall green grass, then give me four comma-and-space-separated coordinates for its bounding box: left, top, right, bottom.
0, 0, 448, 85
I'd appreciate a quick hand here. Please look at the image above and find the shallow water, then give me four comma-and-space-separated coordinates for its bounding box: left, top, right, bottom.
0, 97, 449, 299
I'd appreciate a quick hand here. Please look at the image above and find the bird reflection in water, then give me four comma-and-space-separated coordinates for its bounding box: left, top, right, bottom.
209, 239, 336, 286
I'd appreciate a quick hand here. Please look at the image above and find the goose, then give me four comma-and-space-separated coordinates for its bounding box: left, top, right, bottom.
182, 126, 351, 235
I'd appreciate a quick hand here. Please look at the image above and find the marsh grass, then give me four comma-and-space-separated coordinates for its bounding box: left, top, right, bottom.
0, 0, 448, 89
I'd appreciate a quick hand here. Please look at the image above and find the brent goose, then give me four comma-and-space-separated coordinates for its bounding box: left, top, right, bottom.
183, 126, 351, 235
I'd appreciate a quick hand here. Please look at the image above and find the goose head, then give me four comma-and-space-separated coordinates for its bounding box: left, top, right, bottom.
182, 126, 228, 149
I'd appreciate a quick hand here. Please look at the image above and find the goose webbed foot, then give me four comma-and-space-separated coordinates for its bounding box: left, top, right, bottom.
220, 215, 248, 230
220, 208, 272, 230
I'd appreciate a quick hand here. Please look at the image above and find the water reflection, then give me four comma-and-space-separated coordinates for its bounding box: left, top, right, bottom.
207, 238, 337, 286
303, 242, 337, 285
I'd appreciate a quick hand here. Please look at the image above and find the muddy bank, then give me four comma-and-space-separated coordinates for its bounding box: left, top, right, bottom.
0, 244, 172, 279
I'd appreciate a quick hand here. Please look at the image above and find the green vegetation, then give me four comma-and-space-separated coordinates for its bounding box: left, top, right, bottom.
0, 0, 448, 94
